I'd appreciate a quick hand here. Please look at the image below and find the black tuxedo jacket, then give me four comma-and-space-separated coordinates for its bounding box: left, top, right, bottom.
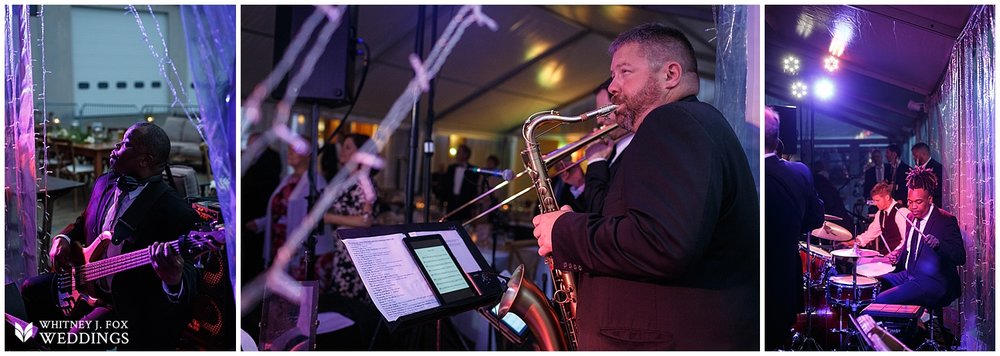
888, 161, 911, 202
551, 96, 759, 350
60, 173, 200, 350
863, 163, 892, 199
900, 207, 965, 306
764, 155, 824, 345
442, 163, 480, 221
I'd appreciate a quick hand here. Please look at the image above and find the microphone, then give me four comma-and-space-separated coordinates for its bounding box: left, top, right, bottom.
469, 167, 514, 181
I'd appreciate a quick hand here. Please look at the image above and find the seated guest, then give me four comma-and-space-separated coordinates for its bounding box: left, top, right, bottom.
853, 182, 910, 255
877, 167, 965, 308
21, 123, 200, 350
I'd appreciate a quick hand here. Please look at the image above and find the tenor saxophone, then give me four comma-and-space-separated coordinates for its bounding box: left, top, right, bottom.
498, 105, 617, 350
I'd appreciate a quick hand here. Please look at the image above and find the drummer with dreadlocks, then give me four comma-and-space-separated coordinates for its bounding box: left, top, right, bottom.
875, 166, 965, 309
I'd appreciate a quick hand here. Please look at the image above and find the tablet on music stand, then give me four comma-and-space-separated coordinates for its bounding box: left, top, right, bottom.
337, 222, 505, 332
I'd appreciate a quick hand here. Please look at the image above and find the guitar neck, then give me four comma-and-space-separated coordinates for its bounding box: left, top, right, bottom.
78, 241, 180, 283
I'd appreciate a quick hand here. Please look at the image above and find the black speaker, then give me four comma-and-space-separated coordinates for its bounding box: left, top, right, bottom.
273, 5, 357, 107
772, 105, 798, 155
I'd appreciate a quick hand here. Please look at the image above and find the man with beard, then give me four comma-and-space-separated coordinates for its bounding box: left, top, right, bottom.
531, 23, 759, 350
20, 123, 200, 350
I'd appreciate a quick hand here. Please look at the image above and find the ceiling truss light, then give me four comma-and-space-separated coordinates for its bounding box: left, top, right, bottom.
791, 81, 808, 99
824, 56, 840, 72
783, 55, 801, 74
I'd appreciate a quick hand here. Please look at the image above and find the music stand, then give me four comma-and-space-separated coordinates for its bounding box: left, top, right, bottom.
336, 222, 505, 340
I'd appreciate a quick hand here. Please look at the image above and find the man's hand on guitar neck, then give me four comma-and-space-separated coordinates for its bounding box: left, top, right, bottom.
151, 241, 184, 290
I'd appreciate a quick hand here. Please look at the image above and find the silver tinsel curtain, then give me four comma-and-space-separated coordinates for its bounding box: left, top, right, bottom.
714, 5, 760, 190
4, 5, 38, 283
918, 5, 994, 351
181, 4, 237, 290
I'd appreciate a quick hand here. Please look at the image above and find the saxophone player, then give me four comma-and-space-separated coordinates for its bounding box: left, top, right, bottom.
532, 24, 759, 350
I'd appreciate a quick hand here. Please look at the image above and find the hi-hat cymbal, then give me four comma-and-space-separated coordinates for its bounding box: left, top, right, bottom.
811, 222, 853, 242
824, 214, 843, 221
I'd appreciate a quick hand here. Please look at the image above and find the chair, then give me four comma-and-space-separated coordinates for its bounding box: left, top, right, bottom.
165, 165, 200, 198
50, 139, 95, 208
917, 307, 948, 351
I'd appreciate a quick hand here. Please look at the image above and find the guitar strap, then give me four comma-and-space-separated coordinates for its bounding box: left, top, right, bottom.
112, 180, 169, 246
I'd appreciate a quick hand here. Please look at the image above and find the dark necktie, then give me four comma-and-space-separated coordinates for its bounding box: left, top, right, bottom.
907, 217, 922, 269
877, 210, 886, 251
607, 144, 618, 166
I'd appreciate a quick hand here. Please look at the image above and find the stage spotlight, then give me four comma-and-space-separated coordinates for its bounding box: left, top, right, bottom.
815, 79, 835, 100
824, 56, 839, 72
791, 81, 808, 99
783, 55, 801, 74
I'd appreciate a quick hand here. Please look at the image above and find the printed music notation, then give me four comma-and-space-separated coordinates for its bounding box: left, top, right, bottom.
340, 230, 479, 322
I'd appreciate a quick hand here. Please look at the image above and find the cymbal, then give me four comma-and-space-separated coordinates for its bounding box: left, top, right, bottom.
824, 214, 843, 221
811, 222, 853, 242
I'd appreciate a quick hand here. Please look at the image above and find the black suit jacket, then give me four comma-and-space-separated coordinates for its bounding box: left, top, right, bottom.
442, 163, 480, 221
551, 96, 759, 350
863, 163, 892, 199
764, 155, 824, 346
60, 173, 200, 350
583, 159, 612, 214
888, 161, 910, 202
923, 158, 945, 206
551, 175, 586, 212
900, 207, 965, 306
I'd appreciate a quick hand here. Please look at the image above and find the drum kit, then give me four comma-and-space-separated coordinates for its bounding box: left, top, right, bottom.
795, 215, 896, 350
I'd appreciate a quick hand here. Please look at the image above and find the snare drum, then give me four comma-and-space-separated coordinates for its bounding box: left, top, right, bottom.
799, 242, 832, 288
856, 262, 895, 278
831, 248, 880, 275
826, 275, 881, 308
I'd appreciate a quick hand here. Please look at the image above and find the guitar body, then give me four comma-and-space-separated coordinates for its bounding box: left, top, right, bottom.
51, 229, 224, 318
56, 232, 113, 317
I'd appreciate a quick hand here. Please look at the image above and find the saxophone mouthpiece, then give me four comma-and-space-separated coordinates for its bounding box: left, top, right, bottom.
583, 104, 618, 119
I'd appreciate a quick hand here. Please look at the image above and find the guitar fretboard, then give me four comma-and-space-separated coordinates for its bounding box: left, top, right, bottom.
77, 241, 181, 282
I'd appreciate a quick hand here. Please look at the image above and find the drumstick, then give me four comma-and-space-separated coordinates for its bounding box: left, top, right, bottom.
901, 213, 930, 239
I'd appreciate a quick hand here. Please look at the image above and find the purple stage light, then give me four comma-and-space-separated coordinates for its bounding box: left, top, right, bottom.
815, 78, 835, 100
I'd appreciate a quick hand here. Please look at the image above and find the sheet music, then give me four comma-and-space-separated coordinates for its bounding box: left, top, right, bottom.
341, 234, 439, 322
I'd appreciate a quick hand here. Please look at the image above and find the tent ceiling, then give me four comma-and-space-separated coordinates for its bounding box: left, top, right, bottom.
242, 5, 718, 135
764, 5, 974, 142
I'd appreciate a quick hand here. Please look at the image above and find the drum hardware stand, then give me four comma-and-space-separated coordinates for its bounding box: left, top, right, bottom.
830, 242, 865, 350
795, 232, 822, 351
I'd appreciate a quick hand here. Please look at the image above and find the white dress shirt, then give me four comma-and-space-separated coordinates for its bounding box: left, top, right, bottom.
856, 202, 910, 251
904, 205, 935, 270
